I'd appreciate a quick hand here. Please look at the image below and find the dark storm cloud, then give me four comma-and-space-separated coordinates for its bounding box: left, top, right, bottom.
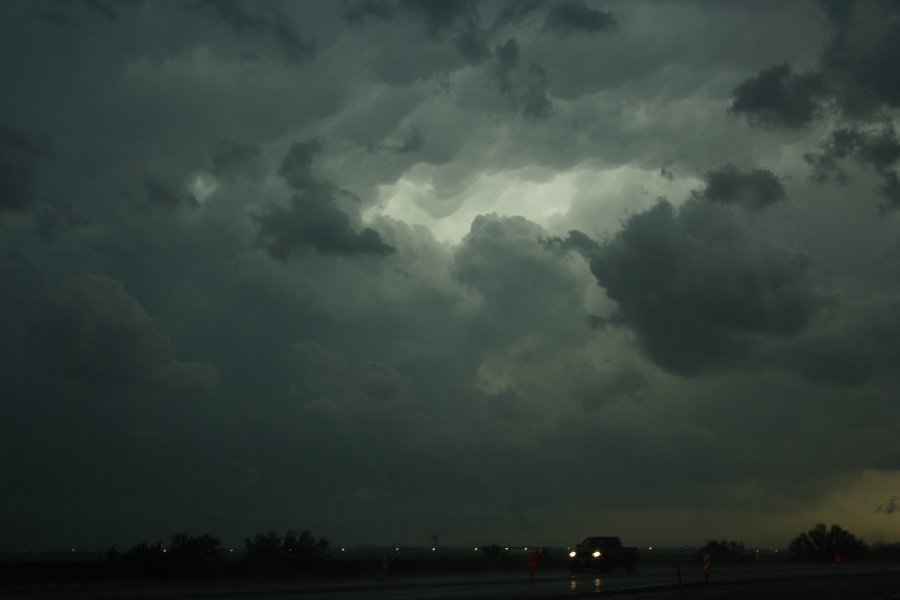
211, 140, 263, 180
344, 0, 398, 24
543, 228, 600, 258
454, 23, 491, 63
804, 125, 900, 210
345, 0, 480, 37
699, 164, 787, 210
820, 1, 900, 116
3, 0, 900, 551
730, 2, 900, 126
396, 0, 481, 38
279, 138, 323, 191
143, 178, 198, 209
83, 0, 118, 23
804, 128, 864, 184
492, 39, 553, 119
784, 296, 900, 386
32, 202, 90, 242
25, 271, 218, 390
256, 140, 394, 259
370, 126, 424, 154
565, 200, 821, 375
729, 63, 827, 129
346, 0, 488, 64
257, 193, 394, 259
287, 341, 414, 411
0, 124, 51, 214
543, 1, 617, 37
574, 363, 646, 411
199, 0, 315, 64
882, 170, 900, 211
453, 213, 588, 344
492, 0, 545, 30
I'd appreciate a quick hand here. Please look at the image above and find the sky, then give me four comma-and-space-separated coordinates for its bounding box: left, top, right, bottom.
1, 0, 899, 552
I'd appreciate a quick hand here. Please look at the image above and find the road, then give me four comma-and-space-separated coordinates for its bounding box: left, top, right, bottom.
4, 564, 899, 599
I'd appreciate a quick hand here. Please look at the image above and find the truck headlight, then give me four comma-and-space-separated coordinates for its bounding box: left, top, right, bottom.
592, 550, 602, 558
568, 551, 576, 558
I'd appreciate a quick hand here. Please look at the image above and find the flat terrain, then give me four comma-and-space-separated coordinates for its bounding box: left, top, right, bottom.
3, 564, 899, 599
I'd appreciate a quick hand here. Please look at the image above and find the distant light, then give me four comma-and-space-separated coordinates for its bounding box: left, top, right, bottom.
474, 547, 479, 551
524, 547, 528, 551
505, 547, 509, 551
395, 547, 399, 552
775, 550, 778, 553
649, 547, 653, 550
341, 548, 345, 552
71, 548, 75, 552
162, 549, 167, 553
592, 550, 601, 558
229, 549, 234, 553
432, 547, 436, 551
568, 551, 576, 558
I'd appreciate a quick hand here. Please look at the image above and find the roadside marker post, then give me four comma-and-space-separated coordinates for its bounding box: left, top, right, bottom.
703, 553, 711, 582
834, 553, 841, 568
527, 551, 538, 580
382, 552, 390, 579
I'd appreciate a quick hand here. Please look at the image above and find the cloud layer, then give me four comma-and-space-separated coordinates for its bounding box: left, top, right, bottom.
0, 0, 897, 551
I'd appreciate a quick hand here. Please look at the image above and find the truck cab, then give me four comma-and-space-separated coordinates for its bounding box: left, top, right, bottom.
568, 536, 638, 572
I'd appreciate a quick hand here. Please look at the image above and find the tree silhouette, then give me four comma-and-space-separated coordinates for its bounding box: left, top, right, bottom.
120, 541, 166, 575
245, 530, 329, 572
168, 532, 223, 573
697, 539, 748, 564
788, 523, 869, 560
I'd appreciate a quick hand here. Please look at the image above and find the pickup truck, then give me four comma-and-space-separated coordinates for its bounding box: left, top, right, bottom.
568, 536, 638, 572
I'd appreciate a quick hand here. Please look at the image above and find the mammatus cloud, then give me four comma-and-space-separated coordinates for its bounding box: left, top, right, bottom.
729, 63, 827, 129
256, 139, 394, 259
699, 164, 787, 210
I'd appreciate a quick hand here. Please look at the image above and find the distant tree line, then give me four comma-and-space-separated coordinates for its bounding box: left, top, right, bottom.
697, 539, 750, 564
108, 530, 329, 577
788, 523, 869, 560
695, 523, 900, 565
97, 523, 900, 578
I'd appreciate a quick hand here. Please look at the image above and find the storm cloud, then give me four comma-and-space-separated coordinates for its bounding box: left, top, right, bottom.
699, 164, 787, 210
572, 199, 821, 375
729, 63, 827, 129
1, 0, 898, 553
256, 140, 394, 259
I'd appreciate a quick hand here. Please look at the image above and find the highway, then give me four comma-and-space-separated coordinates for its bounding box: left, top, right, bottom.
5, 563, 899, 599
